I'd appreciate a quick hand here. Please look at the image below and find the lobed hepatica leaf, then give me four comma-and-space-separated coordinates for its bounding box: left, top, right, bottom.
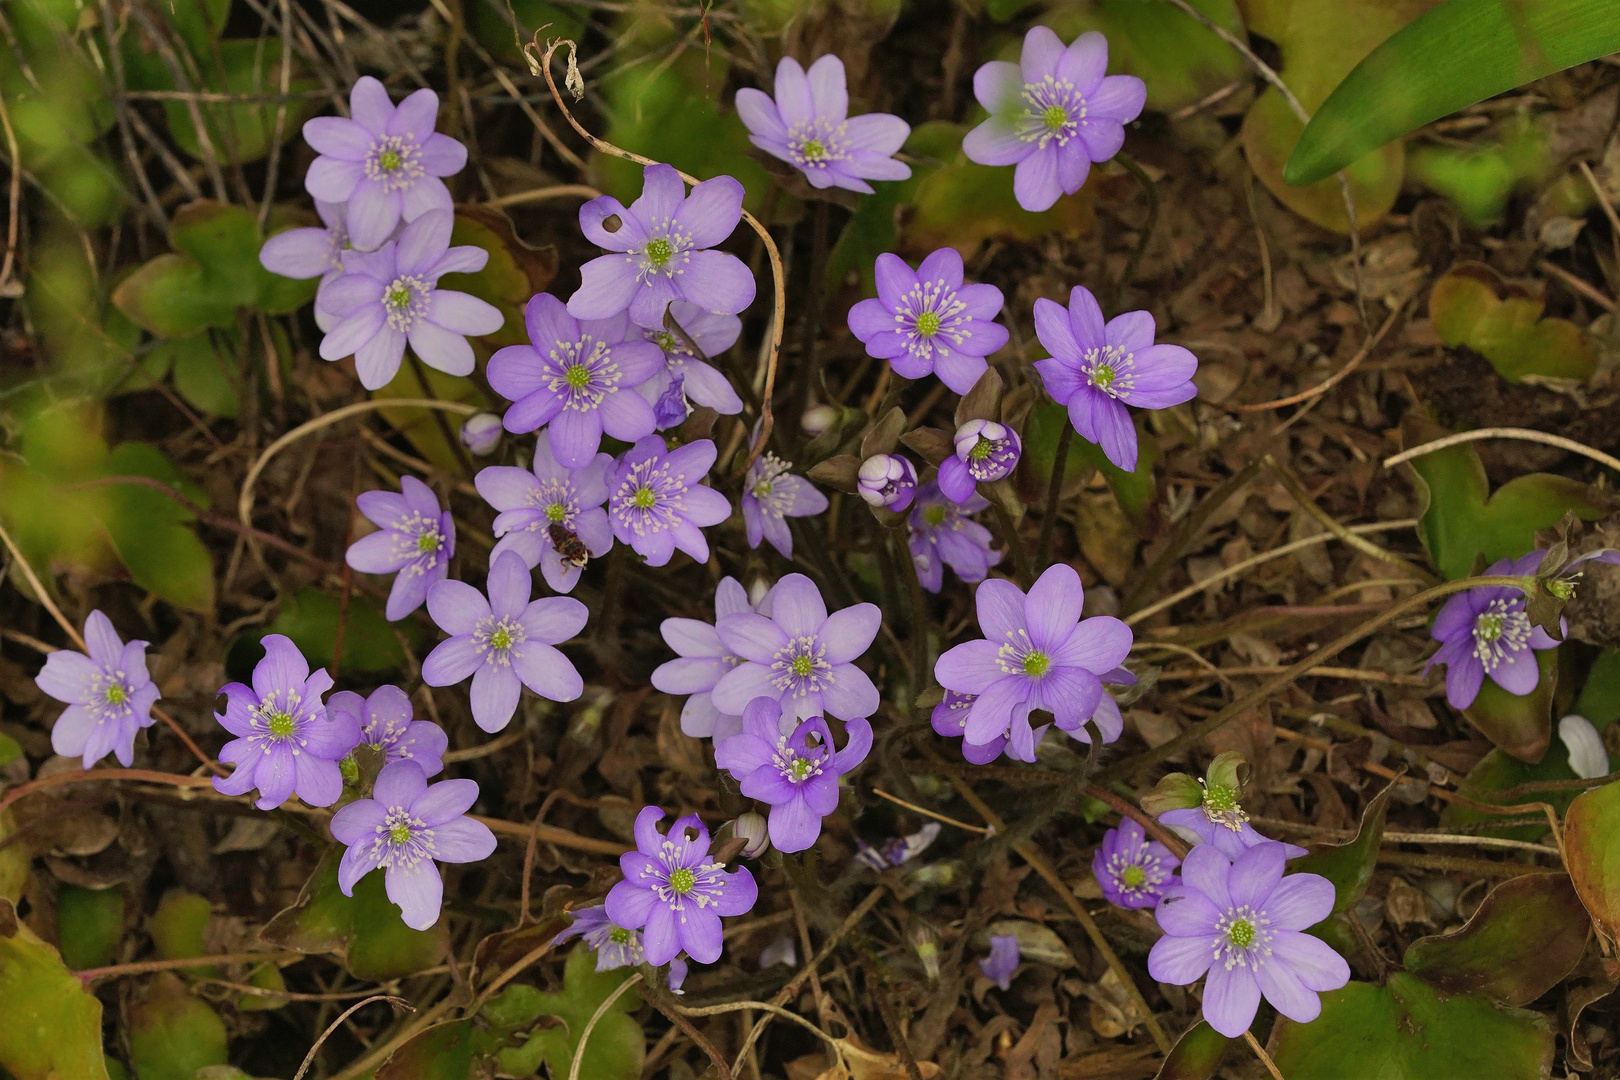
525, 944, 644, 1080
1564, 777, 1620, 947
160, 40, 319, 166
127, 974, 229, 1080
0, 898, 112, 1080
1442, 738, 1577, 842
56, 885, 126, 971
1428, 262, 1596, 383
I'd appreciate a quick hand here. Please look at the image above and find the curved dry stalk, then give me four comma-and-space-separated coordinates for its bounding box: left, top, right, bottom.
1267, 460, 1437, 585
485, 183, 603, 208
569, 975, 643, 1080
1383, 428, 1620, 475
1243, 1030, 1285, 1080
294, 995, 413, 1080
1237, 303, 1403, 412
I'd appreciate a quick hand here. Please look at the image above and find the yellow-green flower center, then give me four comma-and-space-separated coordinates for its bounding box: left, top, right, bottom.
801, 139, 826, 161
969, 437, 994, 462
654, 331, 678, 352
915, 311, 942, 337
1476, 613, 1503, 642
389, 821, 412, 844
1022, 651, 1050, 677
1041, 105, 1068, 130
1203, 783, 1240, 814
923, 506, 947, 527
1226, 918, 1256, 949
791, 655, 815, 678
340, 754, 360, 785
633, 486, 657, 510
565, 363, 591, 389
669, 867, 696, 894
387, 285, 412, 309
266, 710, 296, 738
608, 926, 632, 944
754, 480, 774, 497
104, 684, 127, 706
490, 627, 513, 650
546, 502, 567, 522
417, 532, 441, 554
645, 238, 674, 267
1121, 865, 1147, 888
1092, 364, 1116, 389
788, 757, 813, 781
379, 149, 402, 171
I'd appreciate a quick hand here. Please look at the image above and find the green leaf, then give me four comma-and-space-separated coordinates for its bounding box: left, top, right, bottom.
1442, 739, 1577, 842
1021, 403, 1159, 521
128, 974, 229, 1080
1268, 973, 1554, 1080
162, 0, 231, 56
1290, 777, 1395, 917
1287, 0, 1620, 187
1565, 778, 1620, 946
1047, 0, 1249, 114
0, 733, 21, 767
0, 810, 28, 905
111, 254, 236, 339
1459, 647, 1556, 762
148, 890, 214, 973
237, 961, 288, 1012
1153, 1020, 1229, 1079
376, 1021, 475, 1080
1405, 119, 1551, 225
1574, 648, 1620, 729
56, 886, 125, 971
1428, 263, 1596, 383
0, 900, 112, 1080
905, 125, 1096, 250
99, 443, 216, 613
146, 333, 241, 418
529, 945, 644, 1080
439, 207, 557, 348
251, 587, 419, 677
471, 0, 585, 65
160, 41, 318, 166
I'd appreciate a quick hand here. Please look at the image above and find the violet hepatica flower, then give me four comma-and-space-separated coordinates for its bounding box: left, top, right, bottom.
330, 759, 496, 931
909, 481, 1001, 594
552, 906, 646, 972
734, 54, 910, 194
326, 684, 447, 778
346, 475, 455, 621
713, 572, 882, 723
475, 430, 613, 594
744, 453, 829, 559
1093, 818, 1179, 910
1034, 285, 1198, 472
571, 163, 757, 329
637, 301, 745, 420
847, 249, 1008, 394
714, 696, 873, 853
931, 690, 1004, 765
855, 822, 943, 871
653, 576, 774, 740
487, 293, 662, 468
1424, 551, 1562, 711
259, 200, 352, 331
1149, 842, 1349, 1038
938, 419, 1021, 504
422, 551, 587, 733
318, 209, 503, 390
213, 635, 359, 810
963, 28, 1146, 213
857, 453, 918, 511
302, 76, 467, 251
605, 806, 759, 965
980, 934, 1020, 991
608, 436, 731, 567
35, 610, 160, 769
1158, 784, 1307, 861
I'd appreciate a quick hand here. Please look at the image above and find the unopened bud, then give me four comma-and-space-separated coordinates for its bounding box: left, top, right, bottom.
801, 404, 838, 436
460, 412, 503, 456
912, 924, 941, 981
734, 812, 770, 858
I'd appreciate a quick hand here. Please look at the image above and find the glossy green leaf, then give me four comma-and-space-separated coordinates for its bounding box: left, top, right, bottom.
0, 900, 112, 1080
1460, 648, 1556, 762
249, 587, 419, 677
148, 890, 214, 974
1153, 1020, 1228, 1079
237, 961, 288, 1012
528, 944, 644, 1080
144, 333, 241, 418
1287, 0, 1620, 186
1429, 264, 1596, 383
439, 208, 557, 348
1048, 0, 1248, 114
1021, 403, 1159, 521
56, 886, 125, 971
1290, 777, 1395, 917
376, 1021, 475, 1080
1565, 778, 1620, 946
128, 974, 228, 1080
1574, 648, 1620, 729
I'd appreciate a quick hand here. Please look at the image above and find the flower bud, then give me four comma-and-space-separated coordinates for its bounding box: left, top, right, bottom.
653, 373, 690, 430
912, 924, 941, 981
953, 419, 1021, 483
857, 453, 918, 511
1139, 771, 1201, 816
460, 412, 503, 456
734, 811, 770, 858
1559, 714, 1610, 779
801, 404, 839, 436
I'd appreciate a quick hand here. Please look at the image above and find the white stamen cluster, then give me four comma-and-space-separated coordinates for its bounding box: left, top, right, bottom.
472, 615, 527, 667
631, 219, 697, 281
545, 336, 621, 411
1080, 344, 1137, 399
785, 118, 852, 169
1211, 904, 1274, 972
364, 134, 426, 191
366, 806, 437, 870
612, 456, 687, 537
749, 454, 797, 519
1017, 75, 1087, 150
894, 277, 973, 358
772, 732, 828, 786
1471, 598, 1533, 672
995, 628, 1050, 678
771, 634, 834, 698
382, 274, 431, 332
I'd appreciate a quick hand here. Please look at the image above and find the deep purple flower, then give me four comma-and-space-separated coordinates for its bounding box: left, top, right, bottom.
653, 374, 689, 429
1148, 842, 1349, 1037
846, 249, 1009, 393
330, 759, 496, 931
1034, 285, 1198, 472
908, 481, 1001, 593
258, 200, 353, 331
744, 453, 829, 559
302, 77, 467, 251
931, 690, 1008, 764
855, 822, 942, 871
712, 572, 881, 723
938, 419, 1021, 503
605, 806, 759, 965
327, 684, 447, 778
421, 551, 587, 733
653, 576, 774, 740
552, 905, 646, 972
460, 412, 503, 456
486, 293, 662, 467
734, 54, 910, 194
714, 696, 873, 853
962, 28, 1146, 213
980, 934, 1019, 991
1093, 818, 1178, 909
318, 210, 503, 389
475, 430, 613, 594
636, 301, 745, 421
1158, 786, 1307, 861
345, 475, 455, 621
35, 610, 160, 769
571, 163, 756, 329
1424, 551, 1562, 710
213, 635, 359, 810
608, 436, 732, 566
857, 453, 917, 511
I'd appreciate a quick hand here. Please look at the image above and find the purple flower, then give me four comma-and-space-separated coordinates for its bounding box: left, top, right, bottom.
1158, 787, 1307, 861
908, 481, 1002, 593
846, 249, 1009, 394
931, 690, 1011, 764
605, 806, 759, 965
712, 572, 881, 723
1424, 551, 1562, 710
212, 635, 359, 810
979, 934, 1019, 990
460, 412, 503, 456
857, 453, 917, 511
734, 54, 910, 194
667, 956, 689, 994
258, 200, 353, 331
962, 28, 1146, 213
35, 610, 160, 769
935, 565, 1132, 760
744, 453, 829, 559
486, 293, 662, 467
571, 163, 756, 329
326, 684, 447, 778
1148, 842, 1349, 1037
637, 301, 745, 420
329, 759, 496, 931
652, 576, 774, 740
302, 77, 467, 251
653, 374, 690, 429
475, 430, 613, 594
318, 210, 503, 390
1093, 818, 1179, 909
714, 696, 873, 853
1034, 285, 1198, 472
345, 475, 455, 621
421, 551, 587, 733
552, 905, 646, 972
608, 436, 732, 566
938, 419, 1021, 504
855, 822, 943, 871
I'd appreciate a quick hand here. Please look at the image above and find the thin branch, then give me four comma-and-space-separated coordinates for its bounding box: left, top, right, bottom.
1384, 428, 1620, 475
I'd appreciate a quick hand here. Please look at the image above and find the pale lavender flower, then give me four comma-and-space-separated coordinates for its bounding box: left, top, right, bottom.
712, 572, 881, 723
1093, 818, 1178, 910
846, 249, 1008, 393
345, 475, 455, 621
1034, 285, 1198, 472
636, 301, 745, 421
460, 412, 503, 456
475, 429, 613, 594
653, 577, 774, 740
855, 822, 943, 871
571, 163, 756, 328
963, 28, 1146, 213
35, 610, 160, 769
857, 453, 917, 511
1148, 843, 1349, 1037
714, 696, 873, 853
908, 481, 1001, 593
605, 806, 759, 965
258, 200, 352, 331
302, 77, 467, 251
744, 453, 828, 559
552, 905, 646, 971
938, 419, 1021, 504
1424, 551, 1562, 710
330, 759, 496, 931
1158, 786, 1307, 861
421, 551, 587, 733
327, 684, 447, 778
980, 934, 1019, 990
608, 436, 732, 566
213, 635, 359, 810
734, 54, 910, 194
317, 209, 502, 390
486, 293, 662, 468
